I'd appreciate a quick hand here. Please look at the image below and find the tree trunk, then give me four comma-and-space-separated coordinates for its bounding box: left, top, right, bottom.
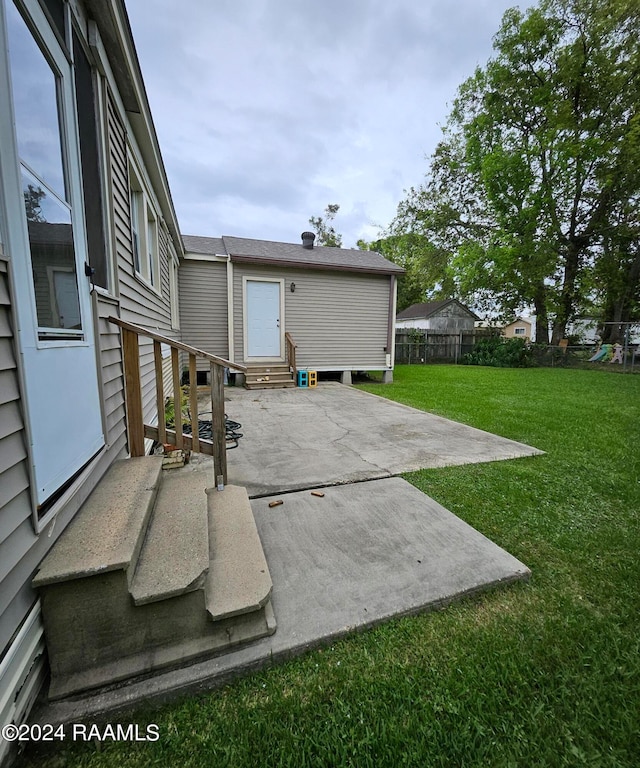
533, 282, 549, 344
551, 242, 581, 345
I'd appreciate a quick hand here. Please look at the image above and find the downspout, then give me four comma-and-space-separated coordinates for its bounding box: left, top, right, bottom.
226, 255, 234, 363
386, 275, 396, 368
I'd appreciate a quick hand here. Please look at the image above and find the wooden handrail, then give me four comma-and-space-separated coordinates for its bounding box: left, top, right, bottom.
110, 316, 238, 486
108, 316, 247, 373
285, 331, 297, 375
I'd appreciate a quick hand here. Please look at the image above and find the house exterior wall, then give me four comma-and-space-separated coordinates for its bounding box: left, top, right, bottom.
0, 2, 182, 756
179, 257, 229, 370
105, 90, 178, 428
232, 263, 391, 369
504, 320, 532, 340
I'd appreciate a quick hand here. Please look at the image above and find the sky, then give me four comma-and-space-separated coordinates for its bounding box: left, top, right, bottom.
125, 0, 533, 249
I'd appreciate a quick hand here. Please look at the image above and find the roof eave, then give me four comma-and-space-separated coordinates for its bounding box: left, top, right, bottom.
229, 253, 404, 275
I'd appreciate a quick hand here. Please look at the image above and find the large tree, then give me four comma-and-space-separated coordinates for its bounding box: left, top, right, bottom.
358, 233, 455, 312
395, 0, 640, 343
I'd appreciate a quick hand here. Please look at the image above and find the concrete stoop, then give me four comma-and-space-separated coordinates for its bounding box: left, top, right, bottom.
32, 458, 275, 700
244, 364, 296, 389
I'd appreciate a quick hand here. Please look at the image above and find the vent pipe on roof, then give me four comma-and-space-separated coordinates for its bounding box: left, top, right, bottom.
301, 231, 315, 249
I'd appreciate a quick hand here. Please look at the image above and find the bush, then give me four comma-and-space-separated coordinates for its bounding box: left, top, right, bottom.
463, 336, 534, 367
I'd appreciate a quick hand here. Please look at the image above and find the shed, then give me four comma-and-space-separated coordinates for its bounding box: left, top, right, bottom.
395, 299, 479, 332
179, 233, 404, 384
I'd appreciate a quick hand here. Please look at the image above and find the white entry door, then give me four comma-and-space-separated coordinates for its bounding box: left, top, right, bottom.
245, 279, 283, 358
0, 0, 104, 509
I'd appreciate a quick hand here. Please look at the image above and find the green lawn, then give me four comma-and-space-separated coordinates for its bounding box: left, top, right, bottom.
21, 366, 640, 768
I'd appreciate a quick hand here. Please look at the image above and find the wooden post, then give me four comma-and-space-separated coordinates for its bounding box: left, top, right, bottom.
122, 328, 145, 456
153, 341, 166, 445
189, 353, 200, 453
210, 361, 227, 486
172, 347, 183, 449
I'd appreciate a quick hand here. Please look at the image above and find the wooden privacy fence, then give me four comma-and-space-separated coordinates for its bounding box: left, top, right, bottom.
395, 331, 478, 364
109, 317, 246, 485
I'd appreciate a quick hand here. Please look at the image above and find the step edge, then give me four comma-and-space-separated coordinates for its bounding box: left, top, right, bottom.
33, 457, 163, 588
206, 583, 273, 622
205, 485, 274, 622
129, 475, 210, 604
131, 570, 208, 606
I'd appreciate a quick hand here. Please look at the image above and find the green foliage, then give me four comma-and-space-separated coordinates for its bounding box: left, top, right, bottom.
309, 203, 343, 247
393, 0, 640, 343
358, 233, 455, 312
164, 386, 189, 430
463, 335, 534, 367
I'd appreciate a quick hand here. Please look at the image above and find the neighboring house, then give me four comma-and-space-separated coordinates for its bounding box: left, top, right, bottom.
503, 317, 532, 341
395, 299, 479, 332
566, 317, 600, 344
0, 0, 183, 758
179, 232, 404, 384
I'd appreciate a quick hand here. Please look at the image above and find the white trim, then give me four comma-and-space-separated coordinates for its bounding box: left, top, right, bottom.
242, 276, 285, 362
127, 155, 161, 294
226, 257, 235, 363
390, 275, 398, 367
183, 252, 228, 263
0, 601, 46, 766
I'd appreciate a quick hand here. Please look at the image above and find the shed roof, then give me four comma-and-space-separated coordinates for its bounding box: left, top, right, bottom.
396, 299, 478, 321
182, 234, 404, 276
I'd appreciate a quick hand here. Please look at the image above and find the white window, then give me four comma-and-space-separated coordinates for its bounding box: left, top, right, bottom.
128, 160, 159, 289
514, 327, 526, 335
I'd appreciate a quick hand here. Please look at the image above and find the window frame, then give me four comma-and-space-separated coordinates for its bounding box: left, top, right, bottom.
128, 158, 159, 292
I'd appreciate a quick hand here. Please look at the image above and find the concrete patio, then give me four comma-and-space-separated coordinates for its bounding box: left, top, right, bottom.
215, 382, 543, 497
34, 382, 540, 725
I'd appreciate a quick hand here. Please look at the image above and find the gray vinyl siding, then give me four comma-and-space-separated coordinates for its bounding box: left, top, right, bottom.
0, 252, 34, 659
94, 292, 127, 453
106, 90, 178, 431
179, 259, 229, 371
232, 265, 390, 368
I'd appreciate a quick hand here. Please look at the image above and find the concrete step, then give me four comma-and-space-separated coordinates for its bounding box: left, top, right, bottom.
130, 473, 209, 605
205, 485, 273, 620
33, 457, 163, 589
34, 459, 276, 699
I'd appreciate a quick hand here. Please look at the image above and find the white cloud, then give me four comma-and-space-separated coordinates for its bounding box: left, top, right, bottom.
125, 0, 534, 247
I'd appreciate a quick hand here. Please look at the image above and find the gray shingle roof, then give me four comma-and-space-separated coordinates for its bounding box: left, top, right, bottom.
396, 300, 479, 320
182, 234, 404, 275
182, 235, 226, 255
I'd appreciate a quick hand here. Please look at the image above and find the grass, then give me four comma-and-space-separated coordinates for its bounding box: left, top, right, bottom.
20, 366, 640, 768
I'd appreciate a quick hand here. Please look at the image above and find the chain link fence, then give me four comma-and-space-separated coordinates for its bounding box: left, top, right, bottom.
395, 331, 640, 372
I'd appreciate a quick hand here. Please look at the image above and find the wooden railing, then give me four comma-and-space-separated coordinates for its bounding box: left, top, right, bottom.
285, 332, 297, 376
109, 317, 246, 486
